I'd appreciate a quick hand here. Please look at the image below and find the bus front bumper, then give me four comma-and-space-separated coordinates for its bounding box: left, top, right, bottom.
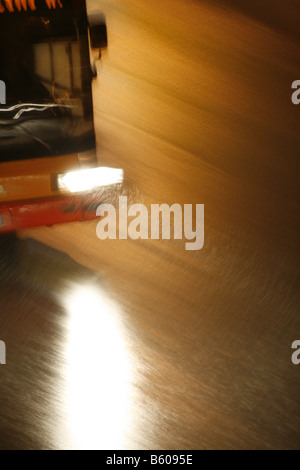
0, 193, 102, 233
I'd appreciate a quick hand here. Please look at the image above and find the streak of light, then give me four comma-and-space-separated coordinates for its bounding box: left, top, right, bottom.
60, 282, 133, 450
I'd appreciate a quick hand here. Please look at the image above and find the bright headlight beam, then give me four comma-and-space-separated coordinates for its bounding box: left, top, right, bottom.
57, 167, 124, 193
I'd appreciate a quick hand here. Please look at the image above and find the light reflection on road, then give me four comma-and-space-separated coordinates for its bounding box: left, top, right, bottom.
61, 282, 133, 450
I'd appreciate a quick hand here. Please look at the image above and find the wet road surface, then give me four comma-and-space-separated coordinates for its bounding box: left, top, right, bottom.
0, 0, 299, 449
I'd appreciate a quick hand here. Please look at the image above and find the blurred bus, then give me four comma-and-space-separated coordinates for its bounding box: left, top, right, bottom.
0, 0, 122, 233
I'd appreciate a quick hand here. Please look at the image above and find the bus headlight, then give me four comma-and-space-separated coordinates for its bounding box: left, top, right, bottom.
57, 167, 124, 193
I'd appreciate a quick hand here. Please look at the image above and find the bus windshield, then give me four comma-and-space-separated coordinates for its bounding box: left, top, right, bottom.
0, 0, 95, 162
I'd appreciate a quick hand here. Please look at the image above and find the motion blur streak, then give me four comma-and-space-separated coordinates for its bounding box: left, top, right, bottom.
61, 284, 133, 450
0, 0, 299, 451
